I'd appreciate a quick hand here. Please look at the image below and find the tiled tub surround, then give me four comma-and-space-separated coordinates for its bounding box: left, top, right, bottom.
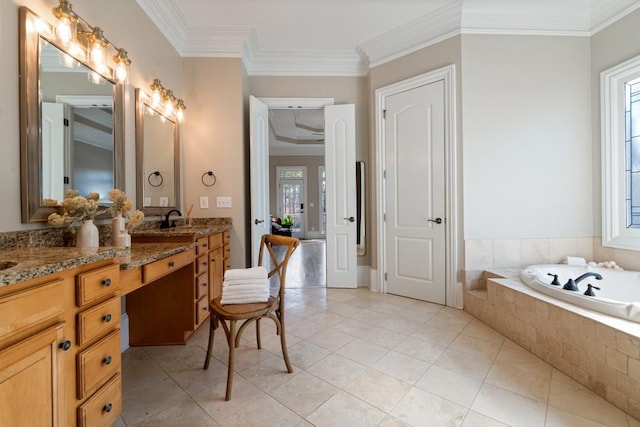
464, 269, 640, 421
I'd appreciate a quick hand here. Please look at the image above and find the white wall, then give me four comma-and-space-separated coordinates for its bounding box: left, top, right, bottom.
462, 35, 592, 240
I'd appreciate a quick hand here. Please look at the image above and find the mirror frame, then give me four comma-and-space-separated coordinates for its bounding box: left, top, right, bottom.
135, 88, 181, 216
19, 6, 125, 223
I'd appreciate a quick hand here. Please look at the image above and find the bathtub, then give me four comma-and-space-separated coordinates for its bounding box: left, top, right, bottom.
519, 264, 640, 322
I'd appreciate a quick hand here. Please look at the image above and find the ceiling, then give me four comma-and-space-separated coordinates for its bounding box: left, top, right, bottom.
137, 0, 640, 76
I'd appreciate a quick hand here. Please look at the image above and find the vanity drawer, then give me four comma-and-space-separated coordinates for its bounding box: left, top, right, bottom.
142, 250, 193, 283
209, 232, 223, 249
77, 297, 121, 346
77, 329, 121, 399
77, 265, 121, 307
223, 230, 230, 244
0, 279, 64, 340
196, 296, 209, 326
196, 255, 209, 275
224, 243, 231, 260
195, 274, 208, 300
196, 236, 209, 255
224, 258, 231, 271
77, 373, 121, 427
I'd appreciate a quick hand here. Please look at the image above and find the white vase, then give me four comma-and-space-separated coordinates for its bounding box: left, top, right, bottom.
112, 213, 125, 246
76, 219, 99, 248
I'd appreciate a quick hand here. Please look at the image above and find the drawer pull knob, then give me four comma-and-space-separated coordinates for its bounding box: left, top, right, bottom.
103, 356, 112, 365
203, 261, 208, 266
203, 306, 208, 311
59, 340, 71, 351
169, 261, 175, 268
103, 314, 112, 322
103, 403, 113, 413
102, 278, 111, 287
202, 282, 207, 287
203, 243, 208, 248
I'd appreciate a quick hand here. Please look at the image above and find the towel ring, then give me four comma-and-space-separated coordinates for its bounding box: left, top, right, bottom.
147, 171, 163, 187
201, 171, 217, 187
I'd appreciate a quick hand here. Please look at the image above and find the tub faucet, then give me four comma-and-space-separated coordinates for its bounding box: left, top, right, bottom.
563, 272, 602, 292
160, 209, 182, 228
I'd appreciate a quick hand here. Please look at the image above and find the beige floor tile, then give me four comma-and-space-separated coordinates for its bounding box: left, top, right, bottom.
449, 334, 502, 360
411, 324, 460, 346
282, 318, 326, 339
395, 335, 447, 363
416, 365, 483, 408
369, 301, 406, 315
336, 338, 390, 366
359, 325, 408, 349
192, 375, 266, 424
304, 310, 347, 327
307, 353, 368, 388
390, 387, 468, 426
217, 394, 302, 427
460, 319, 506, 345
434, 348, 494, 380
373, 350, 431, 384
378, 415, 413, 426
329, 317, 373, 336
110, 416, 127, 427
270, 371, 339, 417
461, 410, 508, 426
471, 383, 547, 427
121, 376, 196, 426
344, 368, 412, 412
548, 375, 629, 426
305, 328, 354, 352
130, 402, 219, 427
545, 406, 608, 427
485, 361, 551, 403
238, 354, 299, 392
379, 315, 424, 334
395, 305, 443, 323
306, 391, 387, 427
121, 349, 169, 394
286, 340, 331, 369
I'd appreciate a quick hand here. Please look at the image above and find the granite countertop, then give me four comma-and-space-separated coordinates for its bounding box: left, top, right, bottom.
0, 246, 122, 287
130, 224, 230, 238
119, 242, 196, 269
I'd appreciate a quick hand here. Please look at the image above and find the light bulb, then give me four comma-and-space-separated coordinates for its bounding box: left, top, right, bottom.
55, 17, 76, 46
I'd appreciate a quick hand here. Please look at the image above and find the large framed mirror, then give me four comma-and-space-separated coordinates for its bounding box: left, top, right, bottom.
19, 7, 124, 223
135, 88, 181, 216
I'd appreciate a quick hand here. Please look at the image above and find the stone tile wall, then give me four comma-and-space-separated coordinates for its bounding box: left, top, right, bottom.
464, 276, 640, 420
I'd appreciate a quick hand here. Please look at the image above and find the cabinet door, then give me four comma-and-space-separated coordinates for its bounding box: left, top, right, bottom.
0, 323, 65, 427
209, 247, 223, 300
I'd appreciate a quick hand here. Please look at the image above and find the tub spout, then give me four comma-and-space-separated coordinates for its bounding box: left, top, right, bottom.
584, 284, 601, 297
563, 278, 579, 291
574, 272, 603, 284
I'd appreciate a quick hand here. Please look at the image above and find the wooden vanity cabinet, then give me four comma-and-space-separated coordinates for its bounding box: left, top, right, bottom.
129, 230, 229, 345
0, 258, 122, 427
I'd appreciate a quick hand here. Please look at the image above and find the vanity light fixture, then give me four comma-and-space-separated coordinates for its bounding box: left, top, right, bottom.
147, 79, 186, 122
51, 0, 131, 83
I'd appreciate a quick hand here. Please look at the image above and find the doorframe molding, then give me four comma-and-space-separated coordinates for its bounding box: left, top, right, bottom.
375, 64, 460, 308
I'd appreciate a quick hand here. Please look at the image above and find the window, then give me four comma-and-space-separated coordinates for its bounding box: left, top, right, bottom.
602, 54, 640, 249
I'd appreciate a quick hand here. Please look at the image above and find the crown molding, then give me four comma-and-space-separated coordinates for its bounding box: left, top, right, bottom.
139, 0, 640, 76
358, 1, 463, 68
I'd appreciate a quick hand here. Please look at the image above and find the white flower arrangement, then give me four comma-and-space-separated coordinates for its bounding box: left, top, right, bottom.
108, 189, 145, 230
48, 190, 105, 227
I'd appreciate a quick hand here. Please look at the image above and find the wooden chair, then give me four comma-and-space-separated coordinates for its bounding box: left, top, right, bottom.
203, 234, 300, 400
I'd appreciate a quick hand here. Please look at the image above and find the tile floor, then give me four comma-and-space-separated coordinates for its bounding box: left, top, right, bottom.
114, 287, 640, 426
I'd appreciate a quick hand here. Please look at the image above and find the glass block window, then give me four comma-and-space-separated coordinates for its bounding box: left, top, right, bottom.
279, 169, 304, 179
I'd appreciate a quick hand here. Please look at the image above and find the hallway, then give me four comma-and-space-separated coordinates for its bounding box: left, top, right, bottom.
283, 239, 326, 288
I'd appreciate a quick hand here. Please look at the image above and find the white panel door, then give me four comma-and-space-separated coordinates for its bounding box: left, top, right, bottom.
325, 104, 357, 288
250, 96, 270, 266
385, 81, 446, 303
42, 102, 65, 203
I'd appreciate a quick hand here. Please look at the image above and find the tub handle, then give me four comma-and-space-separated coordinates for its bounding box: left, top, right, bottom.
584, 284, 601, 297
547, 273, 561, 286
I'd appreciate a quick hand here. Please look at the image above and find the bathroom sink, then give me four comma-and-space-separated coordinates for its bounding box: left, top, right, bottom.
0, 261, 18, 270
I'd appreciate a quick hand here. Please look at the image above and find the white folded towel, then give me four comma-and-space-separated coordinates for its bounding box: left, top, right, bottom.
224, 266, 268, 281
222, 288, 271, 297
222, 282, 269, 293
223, 278, 270, 287
221, 291, 271, 305
565, 256, 587, 266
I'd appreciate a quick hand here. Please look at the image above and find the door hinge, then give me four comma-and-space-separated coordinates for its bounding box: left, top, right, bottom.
383, 109, 387, 119
383, 213, 386, 222
383, 170, 386, 179
63, 118, 69, 127
384, 272, 387, 281
63, 176, 69, 184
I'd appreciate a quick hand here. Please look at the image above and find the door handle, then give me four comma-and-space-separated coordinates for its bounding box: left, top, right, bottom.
428, 217, 443, 224
344, 216, 355, 222
254, 219, 264, 225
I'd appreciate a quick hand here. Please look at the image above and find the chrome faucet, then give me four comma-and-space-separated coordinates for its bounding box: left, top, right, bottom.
160, 209, 182, 229
563, 272, 603, 292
